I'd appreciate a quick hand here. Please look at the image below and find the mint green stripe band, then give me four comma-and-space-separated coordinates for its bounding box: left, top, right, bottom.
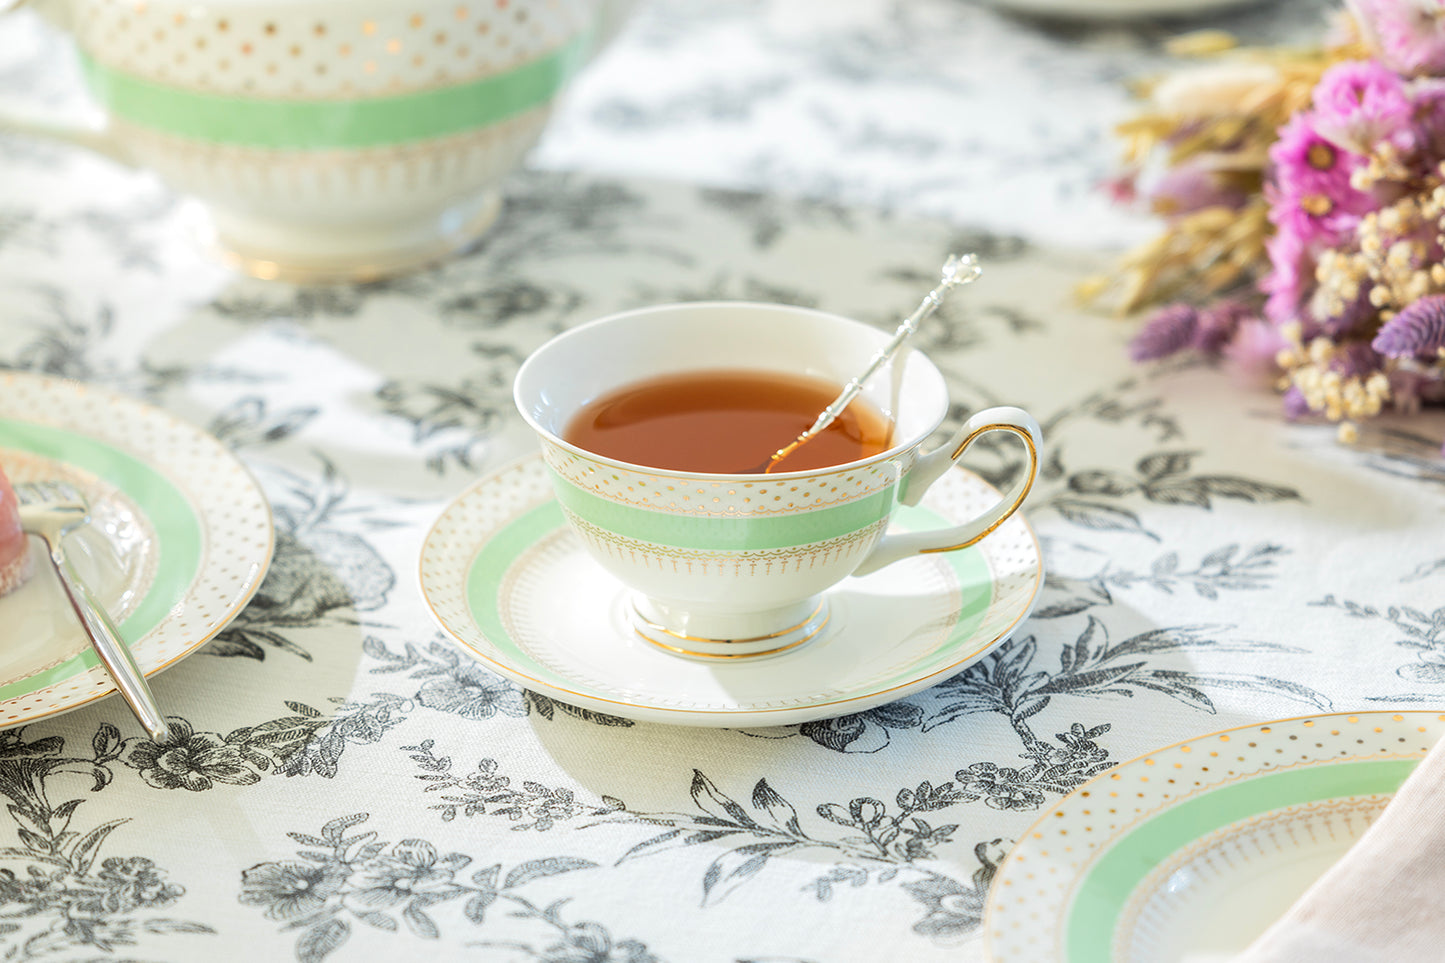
0, 419, 203, 697
469, 500, 568, 683
78, 34, 590, 149
549, 471, 897, 551
465, 500, 993, 692
1066, 758, 1417, 961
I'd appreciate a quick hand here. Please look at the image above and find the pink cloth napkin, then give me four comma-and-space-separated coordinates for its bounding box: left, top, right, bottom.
1233, 739, 1445, 963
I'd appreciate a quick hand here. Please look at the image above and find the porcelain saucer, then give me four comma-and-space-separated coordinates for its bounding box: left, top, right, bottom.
984, 710, 1440, 962
0, 372, 274, 728
419, 454, 1042, 727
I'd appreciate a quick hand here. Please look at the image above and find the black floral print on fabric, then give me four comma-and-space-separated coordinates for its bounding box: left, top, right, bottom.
239, 814, 662, 963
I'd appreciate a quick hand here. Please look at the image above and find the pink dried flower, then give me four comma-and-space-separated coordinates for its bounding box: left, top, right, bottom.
1270, 114, 1360, 199
1104, 173, 1139, 205
1260, 217, 1313, 325
1348, 0, 1445, 76
1372, 293, 1445, 355
1267, 114, 1374, 246
1129, 304, 1198, 361
1310, 60, 1414, 153
1222, 318, 1288, 386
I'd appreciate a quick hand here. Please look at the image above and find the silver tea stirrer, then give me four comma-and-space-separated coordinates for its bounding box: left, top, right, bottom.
759, 252, 982, 473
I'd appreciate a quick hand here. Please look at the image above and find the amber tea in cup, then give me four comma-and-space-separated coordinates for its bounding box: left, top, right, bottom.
562, 369, 893, 474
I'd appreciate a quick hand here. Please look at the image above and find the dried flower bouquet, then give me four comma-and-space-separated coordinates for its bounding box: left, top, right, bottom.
1090, 4, 1445, 447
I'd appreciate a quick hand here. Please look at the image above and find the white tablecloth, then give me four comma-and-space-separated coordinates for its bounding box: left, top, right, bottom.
5, 2, 1444, 961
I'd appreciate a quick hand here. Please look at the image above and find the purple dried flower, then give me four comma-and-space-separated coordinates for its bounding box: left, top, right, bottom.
1372, 294, 1445, 356
1148, 161, 1247, 217
1130, 305, 1198, 361
1334, 341, 1387, 378
1314, 285, 1377, 338
1282, 385, 1313, 420
1193, 300, 1255, 353
1409, 78, 1445, 157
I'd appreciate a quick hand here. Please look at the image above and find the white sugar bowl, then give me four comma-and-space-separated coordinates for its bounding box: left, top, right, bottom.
2, 0, 633, 280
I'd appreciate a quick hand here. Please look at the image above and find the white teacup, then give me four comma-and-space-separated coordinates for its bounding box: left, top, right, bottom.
1, 0, 632, 281
513, 301, 1043, 660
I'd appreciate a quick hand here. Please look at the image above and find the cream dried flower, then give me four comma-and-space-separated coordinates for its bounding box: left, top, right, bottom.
1150, 61, 1286, 118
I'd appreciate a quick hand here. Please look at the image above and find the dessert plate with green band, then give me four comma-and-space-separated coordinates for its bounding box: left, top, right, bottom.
984, 710, 1442, 963
418, 454, 1042, 727
0, 372, 273, 729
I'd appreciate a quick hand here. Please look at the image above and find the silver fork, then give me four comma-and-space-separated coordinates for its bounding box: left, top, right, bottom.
14, 482, 172, 742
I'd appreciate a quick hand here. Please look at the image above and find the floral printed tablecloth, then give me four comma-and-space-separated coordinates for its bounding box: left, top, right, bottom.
3, 1, 1445, 962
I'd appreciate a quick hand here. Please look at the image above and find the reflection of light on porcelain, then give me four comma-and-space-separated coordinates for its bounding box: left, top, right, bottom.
1163, 867, 1198, 895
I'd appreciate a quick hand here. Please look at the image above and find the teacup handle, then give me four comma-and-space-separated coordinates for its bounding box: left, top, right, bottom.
852, 406, 1041, 576
0, 2, 134, 165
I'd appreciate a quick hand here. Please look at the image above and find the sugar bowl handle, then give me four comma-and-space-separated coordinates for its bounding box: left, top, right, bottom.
0, 0, 134, 165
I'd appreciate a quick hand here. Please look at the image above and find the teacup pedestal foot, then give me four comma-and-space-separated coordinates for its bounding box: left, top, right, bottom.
201, 192, 503, 284
631, 596, 831, 661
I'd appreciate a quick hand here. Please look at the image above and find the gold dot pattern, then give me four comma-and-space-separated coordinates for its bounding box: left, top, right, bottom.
0, 373, 274, 728
543, 440, 909, 518
74, 0, 592, 98
984, 711, 1445, 962
417, 454, 1042, 718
